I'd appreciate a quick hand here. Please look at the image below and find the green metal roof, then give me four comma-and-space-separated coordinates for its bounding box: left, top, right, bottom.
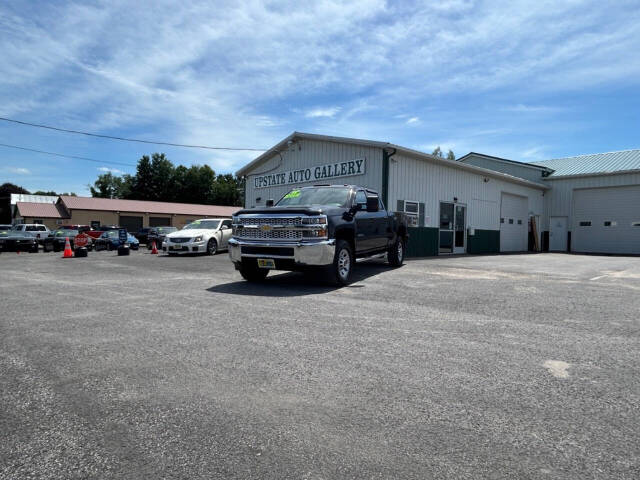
532, 149, 640, 177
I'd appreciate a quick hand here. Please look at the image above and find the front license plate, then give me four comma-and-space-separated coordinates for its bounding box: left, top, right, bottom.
257, 258, 276, 269
171, 245, 182, 250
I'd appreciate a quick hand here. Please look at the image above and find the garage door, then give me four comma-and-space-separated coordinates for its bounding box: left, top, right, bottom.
149, 217, 171, 227
119, 215, 143, 233
500, 193, 528, 252
573, 186, 640, 254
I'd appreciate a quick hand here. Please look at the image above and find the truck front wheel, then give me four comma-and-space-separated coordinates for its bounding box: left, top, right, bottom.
239, 262, 269, 282
328, 239, 353, 285
388, 237, 405, 267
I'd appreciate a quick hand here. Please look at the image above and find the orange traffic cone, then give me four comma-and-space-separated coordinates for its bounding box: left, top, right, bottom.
62, 237, 73, 258
150, 240, 158, 254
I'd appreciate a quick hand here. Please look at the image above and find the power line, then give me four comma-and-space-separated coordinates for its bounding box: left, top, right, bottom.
0, 116, 267, 151
0, 142, 137, 167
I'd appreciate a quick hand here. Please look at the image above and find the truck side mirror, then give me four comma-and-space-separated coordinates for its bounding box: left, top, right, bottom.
366, 196, 379, 212
266, 199, 274, 207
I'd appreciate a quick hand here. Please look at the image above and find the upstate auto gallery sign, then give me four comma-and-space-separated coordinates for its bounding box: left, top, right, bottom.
253, 158, 366, 189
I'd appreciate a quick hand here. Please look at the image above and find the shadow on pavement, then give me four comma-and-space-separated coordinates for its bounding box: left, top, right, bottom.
207, 261, 393, 297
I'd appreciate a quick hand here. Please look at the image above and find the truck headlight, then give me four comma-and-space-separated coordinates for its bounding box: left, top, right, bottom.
302, 216, 327, 225
194, 236, 203, 242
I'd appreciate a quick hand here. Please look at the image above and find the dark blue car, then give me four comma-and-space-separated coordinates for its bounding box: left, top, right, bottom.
94, 230, 140, 251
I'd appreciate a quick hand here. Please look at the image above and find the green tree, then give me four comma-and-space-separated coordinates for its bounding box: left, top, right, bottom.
89, 173, 132, 198
432, 146, 455, 161
149, 153, 175, 201
130, 155, 155, 200
0, 182, 30, 223
89, 152, 240, 206
212, 173, 241, 206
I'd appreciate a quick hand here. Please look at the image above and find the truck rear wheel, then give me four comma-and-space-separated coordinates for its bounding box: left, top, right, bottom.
388, 237, 405, 267
328, 239, 353, 285
239, 262, 269, 282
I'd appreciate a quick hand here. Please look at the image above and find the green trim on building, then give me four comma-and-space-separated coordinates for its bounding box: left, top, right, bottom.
406, 227, 439, 257
466, 229, 500, 254
381, 150, 390, 208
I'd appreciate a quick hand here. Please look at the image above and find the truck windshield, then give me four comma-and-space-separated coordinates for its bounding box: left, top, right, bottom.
277, 187, 351, 207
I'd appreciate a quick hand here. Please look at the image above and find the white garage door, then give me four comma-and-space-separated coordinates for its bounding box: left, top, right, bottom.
573, 186, 640, 254
500, 193, 528, 252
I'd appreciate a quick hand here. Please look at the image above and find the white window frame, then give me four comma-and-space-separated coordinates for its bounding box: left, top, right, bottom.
404, 200, 419, 227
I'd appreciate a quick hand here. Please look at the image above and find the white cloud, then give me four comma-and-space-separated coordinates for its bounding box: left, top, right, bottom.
98, 167, 124, 174
5, 167, 31, 175
406, 117, 420, 125
305, 107, 342, 118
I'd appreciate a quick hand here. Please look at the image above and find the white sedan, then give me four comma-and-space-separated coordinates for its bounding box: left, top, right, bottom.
163, 218, 233, 255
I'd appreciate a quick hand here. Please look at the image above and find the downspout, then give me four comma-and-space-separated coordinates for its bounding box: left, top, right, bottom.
382, 146, 396, 209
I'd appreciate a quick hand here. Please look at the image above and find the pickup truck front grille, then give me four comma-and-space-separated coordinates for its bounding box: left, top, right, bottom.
236, 229, 303, 240
237, 217, 304, 226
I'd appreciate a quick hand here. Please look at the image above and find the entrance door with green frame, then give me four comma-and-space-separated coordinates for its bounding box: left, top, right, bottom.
439, 202, 467, 254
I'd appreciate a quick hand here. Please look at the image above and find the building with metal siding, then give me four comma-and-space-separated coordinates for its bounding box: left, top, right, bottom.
459, 149, 640, 254
388, 150, 544, 256
240, 135, 385, 208
457, 153, 553, 183
238, 132, 547, 257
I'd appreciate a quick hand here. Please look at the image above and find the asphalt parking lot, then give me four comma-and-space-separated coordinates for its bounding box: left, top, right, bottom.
1, 250, 639, 479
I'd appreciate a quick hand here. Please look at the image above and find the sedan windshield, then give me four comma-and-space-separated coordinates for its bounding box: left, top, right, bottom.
183, 220, 220, 230
54, 230, 75, 237
156, 227, 177, 233
276, 187, 351, 207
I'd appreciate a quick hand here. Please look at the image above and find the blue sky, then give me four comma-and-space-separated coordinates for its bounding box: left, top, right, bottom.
1, 0, 639, 195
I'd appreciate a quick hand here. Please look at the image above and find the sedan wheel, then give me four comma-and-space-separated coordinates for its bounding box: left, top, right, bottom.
207, 238, 218, 255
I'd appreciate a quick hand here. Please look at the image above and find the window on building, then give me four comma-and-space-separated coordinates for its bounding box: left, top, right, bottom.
517, 219, 522, 225
33, 219, 44, 224
500, 218, 504, 223
632, 222, 640, 227
404, 201, 419, 227
508, 219, 514, 224
604, 221, 614, 227
91, 220, 101, 229
579, 221, 592, 227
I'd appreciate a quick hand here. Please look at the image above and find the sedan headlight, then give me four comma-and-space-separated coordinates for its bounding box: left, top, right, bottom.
194, 236, 203, 242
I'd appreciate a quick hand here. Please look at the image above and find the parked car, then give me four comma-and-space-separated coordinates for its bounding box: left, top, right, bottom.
134, 227, 152, 244
0, 230, 39, 253
94, 230, 139, 251
146, 226, 177, 249
85, 225, 120, 239
0, 224, 13, 232
229, 185, 408, 285
163, 219, 232, 255
43, 229, 94, 252
11, 223, 50, 243
59, 224, 92, 233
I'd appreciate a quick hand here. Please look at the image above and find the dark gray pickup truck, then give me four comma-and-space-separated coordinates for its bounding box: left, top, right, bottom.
229, 185, 408, 285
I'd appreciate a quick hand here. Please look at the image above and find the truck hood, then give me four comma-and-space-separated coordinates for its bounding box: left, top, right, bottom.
235, 205, 344, 216
166, 229, 215, 238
